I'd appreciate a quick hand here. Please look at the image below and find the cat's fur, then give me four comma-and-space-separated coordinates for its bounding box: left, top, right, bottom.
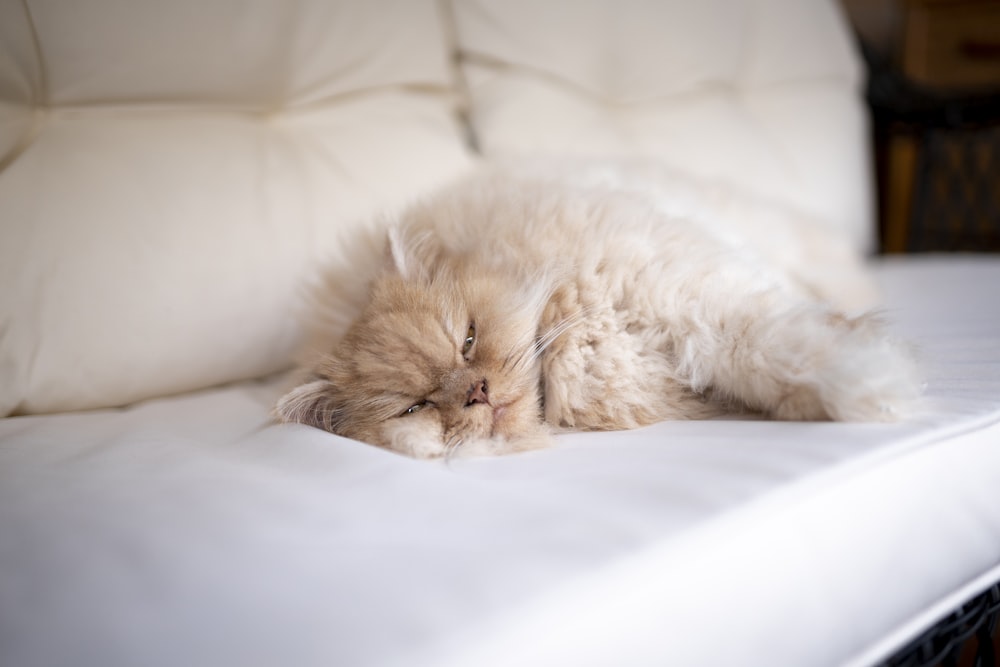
276, 160, 921, 458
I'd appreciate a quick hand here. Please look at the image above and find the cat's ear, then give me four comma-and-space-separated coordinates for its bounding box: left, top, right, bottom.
275, 377, 343, 432
384, 226, 437, 282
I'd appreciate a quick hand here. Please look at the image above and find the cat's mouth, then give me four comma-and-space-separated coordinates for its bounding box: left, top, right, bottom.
489, 404, 509, 437
487, 392, 536, 439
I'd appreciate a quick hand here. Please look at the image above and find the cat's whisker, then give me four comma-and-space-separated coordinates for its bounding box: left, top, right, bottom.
305, 405, 337, 431
528, 308, 592, 365
500, 347, 515, 373
508, 341, 536, 374
502, 333, 534, 373
443, 433, 464, 463
546, 307, 593, 343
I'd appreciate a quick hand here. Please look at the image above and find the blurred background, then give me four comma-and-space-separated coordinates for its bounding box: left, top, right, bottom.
840, 0, 1000, 253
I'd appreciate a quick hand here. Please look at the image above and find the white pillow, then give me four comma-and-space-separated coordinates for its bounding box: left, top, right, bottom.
0, 0, 474, 416
452, 0, 874, 252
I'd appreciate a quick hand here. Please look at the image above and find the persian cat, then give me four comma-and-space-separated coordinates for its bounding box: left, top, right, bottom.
276, 160, 920, 458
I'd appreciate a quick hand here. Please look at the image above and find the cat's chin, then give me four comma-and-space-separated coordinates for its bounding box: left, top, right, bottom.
442, 427, 554, 459
374, 397, 550, 459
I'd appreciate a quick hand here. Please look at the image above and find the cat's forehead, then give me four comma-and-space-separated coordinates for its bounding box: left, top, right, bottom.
366, 274, 466, 326
370, 308, 458, 353
341, 292, 461, 383
375, 286, 463, 336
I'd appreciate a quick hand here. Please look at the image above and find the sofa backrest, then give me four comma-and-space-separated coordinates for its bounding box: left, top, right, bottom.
454, 0, 872, 248
0, 0, 871, 416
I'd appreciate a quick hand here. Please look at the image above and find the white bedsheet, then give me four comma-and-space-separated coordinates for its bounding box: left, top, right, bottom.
2, 256, 999, 667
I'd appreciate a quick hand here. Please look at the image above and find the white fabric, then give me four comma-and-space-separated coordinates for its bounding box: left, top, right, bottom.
0, 0, 474, 416
452, 0, 873, 251
1, 257, 999, 667
0, 2, 37, 165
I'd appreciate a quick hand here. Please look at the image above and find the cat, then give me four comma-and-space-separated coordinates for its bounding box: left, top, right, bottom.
275, 159, 921, 459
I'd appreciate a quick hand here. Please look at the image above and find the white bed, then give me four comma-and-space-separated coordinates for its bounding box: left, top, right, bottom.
2, 257, 998, 667
2, 2, 999, 666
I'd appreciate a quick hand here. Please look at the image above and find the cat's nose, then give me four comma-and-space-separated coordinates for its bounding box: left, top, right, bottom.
465, 379, 490, 407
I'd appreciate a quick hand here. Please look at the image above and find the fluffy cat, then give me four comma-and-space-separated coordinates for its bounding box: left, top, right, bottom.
276, 160, 921, 458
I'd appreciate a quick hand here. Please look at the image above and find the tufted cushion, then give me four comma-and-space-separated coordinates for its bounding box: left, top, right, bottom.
451, 0, 873, 251
0, 1, 473, 416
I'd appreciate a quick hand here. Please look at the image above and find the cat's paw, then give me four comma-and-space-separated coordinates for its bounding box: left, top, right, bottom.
771, 388, 828, 421
773, 313, 923, 422
772, 381, 918, 422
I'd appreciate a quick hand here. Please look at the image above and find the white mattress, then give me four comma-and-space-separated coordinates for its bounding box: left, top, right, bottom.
1, 256, 999, 667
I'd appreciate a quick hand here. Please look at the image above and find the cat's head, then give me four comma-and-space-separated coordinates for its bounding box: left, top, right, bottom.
276, 227, 552, 458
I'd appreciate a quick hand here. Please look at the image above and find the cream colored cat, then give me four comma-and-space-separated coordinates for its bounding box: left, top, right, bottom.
276, 160, 921, 458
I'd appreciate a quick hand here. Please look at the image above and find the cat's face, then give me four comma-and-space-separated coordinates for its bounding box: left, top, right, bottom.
277, 235, 552, 458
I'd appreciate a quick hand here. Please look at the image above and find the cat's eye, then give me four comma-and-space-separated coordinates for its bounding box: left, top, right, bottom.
403, 401, 429, 416
462, 323, 476, 355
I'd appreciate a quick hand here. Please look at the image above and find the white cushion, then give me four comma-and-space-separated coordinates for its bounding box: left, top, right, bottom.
452, 0, 873, 251
0, 0, 473, 416
2, 257, 1000, 667
0, 2, 37, 164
